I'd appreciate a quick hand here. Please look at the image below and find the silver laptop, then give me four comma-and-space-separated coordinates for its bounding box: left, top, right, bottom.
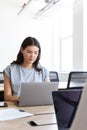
16, 82, 58, 107
52, 88, 82, 130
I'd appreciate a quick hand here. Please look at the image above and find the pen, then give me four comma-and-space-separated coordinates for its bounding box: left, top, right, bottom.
19, 109, 25, 112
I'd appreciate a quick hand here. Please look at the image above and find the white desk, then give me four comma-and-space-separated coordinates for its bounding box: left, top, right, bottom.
0, 83, 4, 92
0, 102, 58, 130
58, 82, 67, 89
0, 82, 67, 129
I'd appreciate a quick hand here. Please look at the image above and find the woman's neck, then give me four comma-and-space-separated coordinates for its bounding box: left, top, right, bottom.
21, 63, 33, 69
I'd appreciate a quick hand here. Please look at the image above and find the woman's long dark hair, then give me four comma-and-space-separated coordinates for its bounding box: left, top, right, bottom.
11, 36, 42, 71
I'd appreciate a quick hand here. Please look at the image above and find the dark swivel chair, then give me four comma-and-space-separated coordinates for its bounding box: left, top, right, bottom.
49, 71, 59, 82
0, 72, 4, 101
67, 71, 87, 89
0, 72, 4, 83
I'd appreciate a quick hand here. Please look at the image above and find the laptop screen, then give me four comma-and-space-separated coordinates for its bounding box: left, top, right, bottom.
52, 89, 82, 130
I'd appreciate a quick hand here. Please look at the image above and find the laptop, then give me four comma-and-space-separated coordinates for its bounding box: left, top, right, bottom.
52, 88, 82, 130
16, 82, 58, 107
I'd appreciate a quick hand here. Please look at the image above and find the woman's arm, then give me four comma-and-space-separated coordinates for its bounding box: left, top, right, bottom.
4, 73, 19, 102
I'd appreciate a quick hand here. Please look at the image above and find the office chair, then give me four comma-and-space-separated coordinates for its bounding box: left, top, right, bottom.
49, 71, 59, 82
67, 71, 87, 89
0, 72, 4, 83
0, 91, 4, 101
0, 72, 4, 101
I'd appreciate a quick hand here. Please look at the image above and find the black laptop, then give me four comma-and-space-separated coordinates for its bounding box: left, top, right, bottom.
52, 88, 82, 130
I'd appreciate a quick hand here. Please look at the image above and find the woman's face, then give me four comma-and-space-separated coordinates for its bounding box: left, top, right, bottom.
21, 45, 39, 65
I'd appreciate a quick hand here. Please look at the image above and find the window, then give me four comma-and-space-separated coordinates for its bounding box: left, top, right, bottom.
58, 6, 73, 72
60, 37, 73, 72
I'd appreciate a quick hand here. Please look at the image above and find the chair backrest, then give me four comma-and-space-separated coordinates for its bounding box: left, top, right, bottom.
0, 72, 4, 101
49, 71, 59, 82
67, 71, 87, 88
0, 72, 4, 83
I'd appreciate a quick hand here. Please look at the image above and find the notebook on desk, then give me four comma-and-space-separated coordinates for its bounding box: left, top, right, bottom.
16, 82, 58, 107
52, 88, 82, 130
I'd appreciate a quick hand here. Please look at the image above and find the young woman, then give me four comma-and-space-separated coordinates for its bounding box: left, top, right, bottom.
4, 36, 50, 102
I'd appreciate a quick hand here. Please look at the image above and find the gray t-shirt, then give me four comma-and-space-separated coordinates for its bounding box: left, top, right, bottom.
4, 64, 49, 96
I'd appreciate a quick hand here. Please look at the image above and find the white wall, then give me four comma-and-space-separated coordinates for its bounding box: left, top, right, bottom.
0, 0, 84, 82
0, 1, 60, 72
83, 0, 87, 70
73, 0, 83, 70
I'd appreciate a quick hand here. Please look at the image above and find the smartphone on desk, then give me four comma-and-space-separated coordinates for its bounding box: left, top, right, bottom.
28, 121, 38, 126
0, 102, 8, 107
27, 120, 56, 126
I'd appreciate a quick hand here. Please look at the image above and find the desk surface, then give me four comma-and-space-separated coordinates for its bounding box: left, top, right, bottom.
0, 83, 4, 91
0, 102, 58, 130
0, 82, 67, 129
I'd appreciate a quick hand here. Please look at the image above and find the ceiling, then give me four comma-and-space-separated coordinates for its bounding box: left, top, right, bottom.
17, 0, 74, 17
1, 0, 74, 19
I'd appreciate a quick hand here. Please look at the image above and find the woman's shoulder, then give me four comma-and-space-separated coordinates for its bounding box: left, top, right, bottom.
41, 66, 47, 70
5, 64, 20, 71
39, 65, 49, 80
40, 65, 49, 73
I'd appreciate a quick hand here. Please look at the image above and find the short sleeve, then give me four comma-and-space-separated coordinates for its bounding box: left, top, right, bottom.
41, 66, 50, 81
3, 65, 11, 79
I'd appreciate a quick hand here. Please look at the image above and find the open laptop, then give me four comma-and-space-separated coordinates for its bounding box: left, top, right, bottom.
52, 88, 82, 130
16, 82, 58, 107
